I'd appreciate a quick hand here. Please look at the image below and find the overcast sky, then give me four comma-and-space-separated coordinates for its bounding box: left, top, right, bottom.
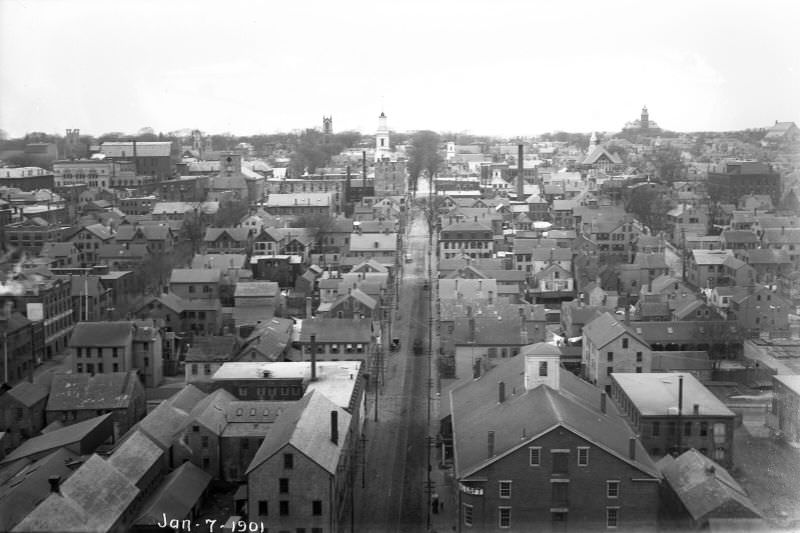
1, 0, 798, 138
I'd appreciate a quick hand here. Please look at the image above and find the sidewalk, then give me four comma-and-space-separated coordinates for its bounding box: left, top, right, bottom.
427, 231, 458, 533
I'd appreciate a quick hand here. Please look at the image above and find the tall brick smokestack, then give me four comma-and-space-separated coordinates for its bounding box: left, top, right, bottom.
517, 144, 524, 198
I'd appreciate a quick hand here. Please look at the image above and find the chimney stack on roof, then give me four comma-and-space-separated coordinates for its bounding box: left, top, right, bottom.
310, 334, 317, 382
48, 475, 61, 494
601, 391, 607, 414
469, 316, 476, 343
628, 437, 636, 460
306, 296, 312, 319
498, 381, 505, 403
330, 410, 339, 445
488, 430, 495, 458
693, 403, 699, 415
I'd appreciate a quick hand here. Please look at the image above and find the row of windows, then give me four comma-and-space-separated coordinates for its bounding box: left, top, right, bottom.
494, 479, 620, 499
442, 241, 491, 249
528, 447, 590, 469
463, 505, 620, 528
256, 499, 323, 517
652, 420, 711, 437
76, 347, 122, 358
76, 362, 121, 373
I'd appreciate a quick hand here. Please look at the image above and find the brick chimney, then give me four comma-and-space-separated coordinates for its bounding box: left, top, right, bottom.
600, 391, 607, 414
305, 296, 312, 319
488, 431, 495, 458
330, 410, 338, 445
517, 144, 524, 198
48, 475, 61, 494
628, 437, 636, 460
498, 381, 505, 403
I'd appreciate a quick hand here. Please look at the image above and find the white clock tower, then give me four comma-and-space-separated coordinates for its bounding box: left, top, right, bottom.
375, 112, 390, 162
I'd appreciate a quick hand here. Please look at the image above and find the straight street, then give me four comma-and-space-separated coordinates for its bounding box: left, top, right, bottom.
355, 207, 432, 532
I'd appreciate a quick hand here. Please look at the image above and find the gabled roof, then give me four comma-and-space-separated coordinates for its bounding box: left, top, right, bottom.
203, 227, 252, 243
450, 355, 659, 480
350, 259, 388, 273
13, 453, 139, 533
68, 321, 133, 347
6, 381, 48, 407
633, 253, 668, 269
134, 462, 212, 527
234, 281, 279, 298
438, 278, 499, 300
0, 447, 80, 533
191, 253, 248, 270
97, 243, 150, 260
170, 268, 221, 284
534, 262, 572, 282
236, 317, 294, 362
721, 230, 759, 244
300, 318, 373, 343
185, 336, 237, 362
348, 233, 398, 252
658, 449, 761, 523
108, 430, 164, 487
583, 312, 649, 349
691, 249, 733, 265
329, 288, 377, 311
39, 242, 78, 258
246, 390, 351, 475
743, 248, 791, 264
191, 389, 237, 435
114, 224, 172, 242
1, 414, 112, 465
46, 371, 140, 412
79, 223, 113, 241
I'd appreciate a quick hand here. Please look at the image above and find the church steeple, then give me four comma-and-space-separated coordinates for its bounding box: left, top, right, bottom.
641, 106, 649, 130
375, 111, 390, 162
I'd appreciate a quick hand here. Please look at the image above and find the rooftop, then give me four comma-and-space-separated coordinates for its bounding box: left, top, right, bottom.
68, 321, 133, 348
46, 371, 139, 412
612, 373, 735, 417
212, 361, 362, 411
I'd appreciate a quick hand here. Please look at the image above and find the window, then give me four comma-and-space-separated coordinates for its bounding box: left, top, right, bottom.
607, 481, 620, 498
607, 508, 619, 528
700, 422, 708, 436
77, 363, 83, 373
258, 500, 268, 515
539, 361, 548, 377
577, 447, 589, 466
622, 338, 628, 349
552, 451, 569, 474
312, 500, 322, 516
192, 424, 199, 432
97, 363, 104, 373
463, 504, 474, 526
203, 363, 211, 375
607, 352, 614, 362
498, 507, 511, 528
279, 501, 289, 516
201, 436, 209, 448
635, 365, 642, 373
652, 421, 660, 437
202, 457, 210, 468
191, 364, 198, 375
284, 453, 294, 469
15, 407, 24, 421
112, 347, 118, 358
529, 447, 541, 466
499, 480, 512, 498
606, 367, 613, 376
279, 478, 289, 493
238, 387, 248, 398
552, 481, 569, 505
636, 352, 643, 362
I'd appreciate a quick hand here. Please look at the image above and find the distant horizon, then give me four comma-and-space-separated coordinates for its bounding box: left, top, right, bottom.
1, 118, 788, 141
2, 0, 798, 138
